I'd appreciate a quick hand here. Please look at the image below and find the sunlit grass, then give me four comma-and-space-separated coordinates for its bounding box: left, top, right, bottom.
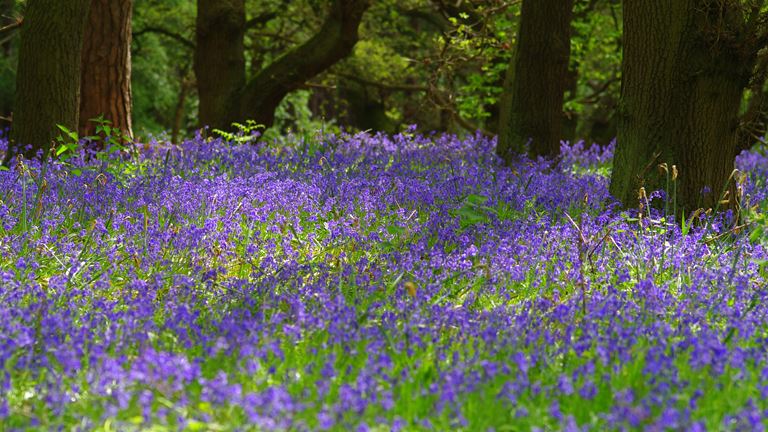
0, 133, 766, 430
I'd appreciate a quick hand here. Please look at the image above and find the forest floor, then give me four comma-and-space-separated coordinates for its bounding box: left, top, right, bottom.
1, 130, 767, 430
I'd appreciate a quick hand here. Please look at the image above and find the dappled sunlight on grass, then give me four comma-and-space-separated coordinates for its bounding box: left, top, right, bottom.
0, 131, 767, 430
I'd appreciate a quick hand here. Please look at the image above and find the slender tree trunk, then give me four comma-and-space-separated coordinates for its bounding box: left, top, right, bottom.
172, 71, 194, 144
5, 0, 90, 164
497, 0, 574, 161
611, 1, 760, 214
194, 0, 246, 131
79, 0, 133, 142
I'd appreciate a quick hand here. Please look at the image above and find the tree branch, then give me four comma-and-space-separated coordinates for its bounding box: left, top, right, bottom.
572, 75, 621, 104
0, 16, 21, 38
431, 90, 492, 137
336, 72, 430, 93
432, 0, 485, 30
573, 0, 600, 21
336, 73, 490, 136
245, 11, 278, 29
237, 0, 370, 127
134, 26, 194, 49
399, 7, 449, 32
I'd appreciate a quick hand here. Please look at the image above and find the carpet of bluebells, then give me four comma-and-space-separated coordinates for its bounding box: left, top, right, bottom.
1, 129, 768, 431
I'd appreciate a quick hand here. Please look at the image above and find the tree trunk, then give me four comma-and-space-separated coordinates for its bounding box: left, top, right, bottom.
238, 0, 369, 128
172, 71, 194, 144
497, 0, 574, 161
194, 0, 369, 131
5, 0, 90, 164
611, 1, 760, 214
79, 0, 133, 141
194, 0, 246, 131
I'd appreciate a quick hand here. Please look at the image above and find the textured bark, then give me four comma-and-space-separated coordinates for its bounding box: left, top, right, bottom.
611, 1, 760, 214
194, 0, 369, 131
194, 0, 246, 130
79, 0, 133, 140
497, 0, 574, 161
6, 0, 90, 163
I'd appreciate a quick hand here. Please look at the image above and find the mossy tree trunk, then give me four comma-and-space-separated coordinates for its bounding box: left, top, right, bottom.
497, 0, 574, 162
194, 0, 369, 131
611, 1, 765, 214
5, 0, 90, 164
79, 0, 134, 141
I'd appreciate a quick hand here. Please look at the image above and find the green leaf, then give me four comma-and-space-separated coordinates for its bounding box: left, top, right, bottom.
750, 227, 764, 244
457, 206, 488, 227
387, 225, 406, 236
465, 194, 488, 206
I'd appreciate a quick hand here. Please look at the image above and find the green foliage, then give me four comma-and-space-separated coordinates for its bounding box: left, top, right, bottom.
0, 0, 626, 144
566, 1, 622, 137
347, 39, 411, 84
262, 90, 340, 143
131, 0, 196, 138
53, 117, 138, 177
451, 12, 516, 124
53, 124, 80, 160
212, 120, 264, 145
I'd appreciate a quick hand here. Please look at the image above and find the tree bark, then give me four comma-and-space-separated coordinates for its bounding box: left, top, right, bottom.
79, 0, 133, 141
611, 1, 761, 214
5, 0, 90, 164
194, 0, 246, 131
194, 0, 369, 131
497, 0, 574, 161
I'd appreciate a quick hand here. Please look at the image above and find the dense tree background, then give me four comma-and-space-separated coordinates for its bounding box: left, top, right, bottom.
0, 0, 626, 142
1, 0, 766, 214
0, 0, 619, 143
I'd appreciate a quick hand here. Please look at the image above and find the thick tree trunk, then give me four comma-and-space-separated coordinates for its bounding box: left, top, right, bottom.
497, 0, 574, 161
5, 0, 90, 164
611, 1, 758, 214
79, 0, 133, 141
194, 0, 246, 130
238, 0, 369, 128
